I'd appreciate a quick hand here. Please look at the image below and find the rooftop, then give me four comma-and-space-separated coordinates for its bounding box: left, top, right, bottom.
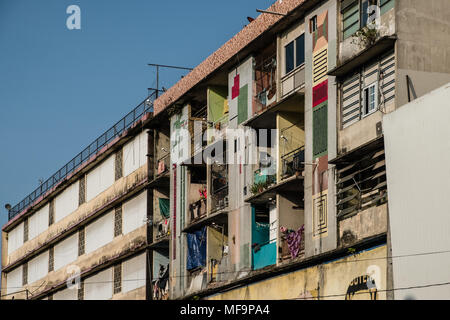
152, 0, 306, 115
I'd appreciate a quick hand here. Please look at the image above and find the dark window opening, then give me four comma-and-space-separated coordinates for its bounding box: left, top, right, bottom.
285, 41, 295, 74
296, 34, 305, 67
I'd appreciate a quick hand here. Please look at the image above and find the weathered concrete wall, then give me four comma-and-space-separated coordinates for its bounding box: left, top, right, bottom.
395, 0, 450, 108
207, 245, 387, 300
22, 225, 146, 299
3, 164, 147, 270
338, 110, 384, 153
339, 203, 388, 248
278, 194, 304, 231
111, 286, 146, 300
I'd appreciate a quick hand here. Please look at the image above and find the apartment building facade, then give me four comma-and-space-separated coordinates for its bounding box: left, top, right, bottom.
3, 0, 450, 300
1, 96, 158, 300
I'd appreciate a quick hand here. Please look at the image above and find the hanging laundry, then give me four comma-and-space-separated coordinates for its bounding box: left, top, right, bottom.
186, 227, 207, 270
282, 225, 305, 259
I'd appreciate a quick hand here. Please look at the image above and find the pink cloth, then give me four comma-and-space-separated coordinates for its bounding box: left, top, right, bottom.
284, 225, 305, 259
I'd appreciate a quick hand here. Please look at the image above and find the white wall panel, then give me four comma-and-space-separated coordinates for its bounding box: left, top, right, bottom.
54, 233, 79, 271
28, 250, 49, 284
123, 131, 148, 177
84, 268, 113, 300
53, 288, 78, 300
7, 222, 24, 255
384, 84, 450, 299
122, 253, 146, 293
55, 181, 79, 223
28, 204, 49, 241
6, 266, 22, 295
122, 191, 147, 235
85, 210, 114, 254
86, 155, 115, 202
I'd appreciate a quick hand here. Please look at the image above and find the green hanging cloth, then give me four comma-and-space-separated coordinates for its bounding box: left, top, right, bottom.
159, 198, 170, 219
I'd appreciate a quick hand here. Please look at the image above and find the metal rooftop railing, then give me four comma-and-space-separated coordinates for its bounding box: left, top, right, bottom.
7, 90, 160, 221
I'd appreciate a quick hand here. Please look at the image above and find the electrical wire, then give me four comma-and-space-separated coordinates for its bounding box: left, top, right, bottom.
286, 281, 450, 300
5, 246, 448, 292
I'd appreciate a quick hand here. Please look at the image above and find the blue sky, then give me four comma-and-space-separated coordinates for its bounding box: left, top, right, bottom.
0, 0, 275, 228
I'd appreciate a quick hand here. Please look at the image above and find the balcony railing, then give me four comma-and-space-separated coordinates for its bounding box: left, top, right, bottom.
281, 146, 305, 180
280, 64, 305, 98
210, 184, 228, 214
8, 91, 158, 221
155, 153, 170, 178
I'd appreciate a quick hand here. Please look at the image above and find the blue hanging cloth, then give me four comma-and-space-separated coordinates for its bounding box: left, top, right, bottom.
186, 227, 207, 270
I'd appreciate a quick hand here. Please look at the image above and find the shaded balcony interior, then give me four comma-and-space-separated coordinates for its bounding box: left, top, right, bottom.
250, 130, 277, 197
152, 249, 170, 300
251, 203, 277, 270
185, 226, 208, 294
278, 107, 305, 181
187, 165, 207, 225
154, 125, 171, 181
189, 104, 208, 163
253, 41, 277, 115
209, 142, 229, 215
207, 222, 229, 284
277, 192, 305, 264
152, 188, 171, 247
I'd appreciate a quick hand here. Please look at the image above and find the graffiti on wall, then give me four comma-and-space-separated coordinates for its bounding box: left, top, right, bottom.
345, 275, 378, 300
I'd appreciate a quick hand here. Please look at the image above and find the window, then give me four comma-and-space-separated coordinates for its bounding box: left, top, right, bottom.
114, 206, 122, 237
310, 15, 317, 33
336, 146, 387, 218
284, 34, 305, 75
361, 0, 378, 29
295, 34, 305, 67
113, 264, 122, 294
285, 41, 294, 74
341, 0, 395, 39
362, 83, 377, 116
341, 51, 395, 128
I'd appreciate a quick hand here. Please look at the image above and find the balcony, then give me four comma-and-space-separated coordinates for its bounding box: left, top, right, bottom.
280, 64, 305, 99
251, 168, 276, 196
152, 264, 169, 300
149, 153, 171, 189
210, 184, 228, 214
189, 199, 207, 223
252, 204, 277, 270
150, 218, 171, 249
254, 53, 277, 115
155, 153, 170, 177
281, 146, 305, 180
